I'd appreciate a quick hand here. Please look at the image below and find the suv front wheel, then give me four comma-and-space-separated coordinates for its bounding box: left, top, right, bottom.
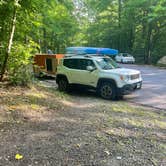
58, 78, 68, 91
99, 82, 116, 100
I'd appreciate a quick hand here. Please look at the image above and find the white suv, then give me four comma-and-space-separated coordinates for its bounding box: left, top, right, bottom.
115, 53, 135, 63
56, 55, 142, 99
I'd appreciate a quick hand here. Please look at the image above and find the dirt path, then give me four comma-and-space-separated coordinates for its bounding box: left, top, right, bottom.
0, 82, 165, 166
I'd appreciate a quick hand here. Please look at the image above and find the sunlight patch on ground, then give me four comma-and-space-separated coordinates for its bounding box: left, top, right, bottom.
61, 100, 96, 108
25, 90, 47, 99
118, 117, 166, 130
104, 127, 140, 138
29, 131, 55, 141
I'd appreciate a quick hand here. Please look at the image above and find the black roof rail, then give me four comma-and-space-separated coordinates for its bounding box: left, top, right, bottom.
84, 55, 92, 58
64, 53, 110, 58
64, 53, 91, 57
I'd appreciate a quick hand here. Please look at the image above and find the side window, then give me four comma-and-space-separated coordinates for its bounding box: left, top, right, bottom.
86, 59, 95, 67
78, 59, 95, 70
63, 59, 81, 69
63, 59, 76, 69
63, 59, 87, 70
63, 59, 95, 70
78, 59, 87, 70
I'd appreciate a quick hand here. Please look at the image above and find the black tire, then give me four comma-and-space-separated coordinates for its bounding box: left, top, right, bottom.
99, 82, 116, 100
58, 78, 68, 91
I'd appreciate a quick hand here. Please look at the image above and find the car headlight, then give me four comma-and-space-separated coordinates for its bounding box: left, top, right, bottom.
120, 75, 130, 81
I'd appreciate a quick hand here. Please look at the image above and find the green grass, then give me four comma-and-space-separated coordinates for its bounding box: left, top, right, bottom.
0, 82, 165, 166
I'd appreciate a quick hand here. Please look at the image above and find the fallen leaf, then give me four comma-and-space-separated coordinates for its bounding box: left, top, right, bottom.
15, 154, 23, 160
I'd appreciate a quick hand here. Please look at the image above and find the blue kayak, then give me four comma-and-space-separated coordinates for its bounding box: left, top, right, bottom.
66, 47, 118, 55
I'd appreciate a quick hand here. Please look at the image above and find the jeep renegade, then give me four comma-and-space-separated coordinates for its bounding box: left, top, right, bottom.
56, 55, 142, 100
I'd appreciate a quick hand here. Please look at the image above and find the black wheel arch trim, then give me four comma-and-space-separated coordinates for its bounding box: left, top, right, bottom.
97, 78, 117, 88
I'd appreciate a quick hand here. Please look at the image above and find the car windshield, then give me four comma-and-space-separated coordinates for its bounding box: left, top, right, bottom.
96, 58, 119, 70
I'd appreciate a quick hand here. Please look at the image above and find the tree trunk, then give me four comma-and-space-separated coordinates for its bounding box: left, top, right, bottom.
57, 44, 60, 54
118, 0, 122, 51
142, 10, 148, 64
43, 28, 47, 53
128, 27, 134, 52
145, 24, 152, 64
0, 1, 17, 81
51, 32, 55, 51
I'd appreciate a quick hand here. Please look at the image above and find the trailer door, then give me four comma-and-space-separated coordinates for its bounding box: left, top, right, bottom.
46, 58, 53, 72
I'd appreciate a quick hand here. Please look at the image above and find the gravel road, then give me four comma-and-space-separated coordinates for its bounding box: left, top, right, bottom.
120, 64, 166, 110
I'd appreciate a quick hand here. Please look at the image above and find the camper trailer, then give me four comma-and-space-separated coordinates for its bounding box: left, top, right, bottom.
33, 54, 64, 77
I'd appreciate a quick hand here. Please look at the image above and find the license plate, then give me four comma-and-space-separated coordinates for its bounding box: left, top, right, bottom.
137, 83, 141, 88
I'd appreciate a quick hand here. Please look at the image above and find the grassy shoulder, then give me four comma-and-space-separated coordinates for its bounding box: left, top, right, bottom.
156, 63, 166, 69
0, 82, 165, 166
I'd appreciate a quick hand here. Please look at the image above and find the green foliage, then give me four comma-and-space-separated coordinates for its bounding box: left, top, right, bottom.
81, 0, 166, 64
40, 1, 78, 53
8, 41, 38, 85
0, 0, 165, 83
0, 0, 78, 81
8, 64, 33, 86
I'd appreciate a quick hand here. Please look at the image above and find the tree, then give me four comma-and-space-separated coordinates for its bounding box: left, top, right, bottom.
0, 0, 78, 82
0, 0, 19, 81
81, 0, 166, 64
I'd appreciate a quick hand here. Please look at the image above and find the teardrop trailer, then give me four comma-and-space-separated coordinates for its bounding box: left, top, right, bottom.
33, 54, 64, 77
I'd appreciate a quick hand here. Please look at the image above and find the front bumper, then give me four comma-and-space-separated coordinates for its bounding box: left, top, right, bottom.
117, 81, 142, 95
123, 60, 135, 63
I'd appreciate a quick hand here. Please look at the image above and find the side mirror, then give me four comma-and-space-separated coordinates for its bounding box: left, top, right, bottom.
86, 66, 96, 72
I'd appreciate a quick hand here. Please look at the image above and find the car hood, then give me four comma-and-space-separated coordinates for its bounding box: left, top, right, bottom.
103, 68, 140, 75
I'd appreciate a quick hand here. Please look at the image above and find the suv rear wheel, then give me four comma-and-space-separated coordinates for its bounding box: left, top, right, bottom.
58, 78, 68, 91
99, 82, 116, 100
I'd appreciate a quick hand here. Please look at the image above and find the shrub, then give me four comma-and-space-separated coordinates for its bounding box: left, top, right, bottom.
8, 41, 38, 86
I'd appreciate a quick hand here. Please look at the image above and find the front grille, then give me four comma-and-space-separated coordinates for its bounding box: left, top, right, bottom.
131, 74, 139, 80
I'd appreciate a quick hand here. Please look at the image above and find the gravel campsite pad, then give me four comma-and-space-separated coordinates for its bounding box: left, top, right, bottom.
0, 82, 166, 166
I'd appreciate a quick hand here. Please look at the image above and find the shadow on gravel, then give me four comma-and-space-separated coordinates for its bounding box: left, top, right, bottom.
68, 86, 98, 98
37, 77, 122, 101
37, 75, 55, 80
